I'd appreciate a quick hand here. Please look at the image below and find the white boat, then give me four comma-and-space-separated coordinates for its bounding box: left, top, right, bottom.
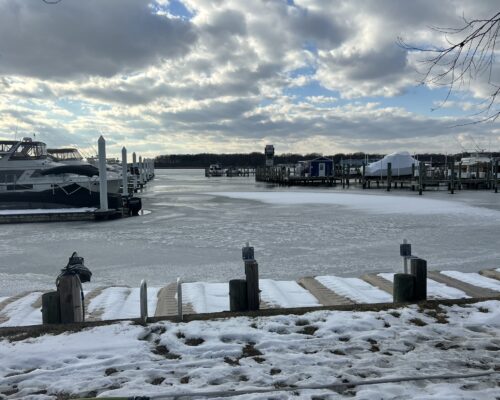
0, 138, 122, 209
206, 164, 223, 177
364, 151, 419, 177
455, 153, 493, 179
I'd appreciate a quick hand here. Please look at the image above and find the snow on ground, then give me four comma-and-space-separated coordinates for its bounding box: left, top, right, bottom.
207, 191, 500, 217
0, 301, 499, 399
316, 276, 392, 303
378, 273, 470, 299
441, 271, 500, 292
87, 287, 160, 320
183, 280, 320, 314
0, 208, 96, 215
0, 292, 43, 327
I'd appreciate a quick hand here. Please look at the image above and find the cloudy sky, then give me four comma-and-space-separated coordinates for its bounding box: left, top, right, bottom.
0, 0, 499, 157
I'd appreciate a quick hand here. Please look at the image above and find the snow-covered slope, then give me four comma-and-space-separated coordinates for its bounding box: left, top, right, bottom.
0, 301, 498, 399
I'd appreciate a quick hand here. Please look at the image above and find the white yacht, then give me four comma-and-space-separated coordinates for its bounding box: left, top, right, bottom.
0, 138, 122, 209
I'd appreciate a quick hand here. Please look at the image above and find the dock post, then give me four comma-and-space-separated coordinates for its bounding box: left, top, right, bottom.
98, 136, 108, 211
121, 147, 128, 196
458, 162, 462, 190
362, 163, 366, 189
132, 152, 138, 191
139, 156, 144, 186
58, 274, 84, 323
42, 291, 61, 324
177, 277, 183, 321
140, 279, 148, 323
495, 160, 498, 193
387, 162, 392, 192
418, 161, 423, 195
229, 279, 248, 312
242, 242, 259, 311
450, 157, 455, 194
393, 274, 414, 303
410, 257, 427, 301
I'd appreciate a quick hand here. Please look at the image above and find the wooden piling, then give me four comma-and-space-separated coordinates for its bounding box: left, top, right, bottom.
58, 275, 84, 323
387, 162, 392, 192
450, 158, 455, 194
410, 258, 427, 301
495, 160, 499, 193
42, 291, 61, 324
245, 260, 260, 311
393, 273, 415, 303
229, 279, 248, 312
140, 279, 148, 322
418, 162, 423, 195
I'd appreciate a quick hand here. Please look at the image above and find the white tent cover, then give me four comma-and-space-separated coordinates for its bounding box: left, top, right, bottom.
365, 151, 419, 177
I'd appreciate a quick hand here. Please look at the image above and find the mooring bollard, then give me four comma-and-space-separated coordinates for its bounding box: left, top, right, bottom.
229, 279, 248, 312
140, 279, 148, 323
393, 273, 415, 303
177, 277, 183, 322
410, 257, 427, 301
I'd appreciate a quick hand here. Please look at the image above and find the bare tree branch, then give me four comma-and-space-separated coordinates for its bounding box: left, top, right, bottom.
398, 11, 500, 123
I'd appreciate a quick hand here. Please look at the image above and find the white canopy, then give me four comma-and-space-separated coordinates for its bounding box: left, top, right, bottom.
365, 151, 419, 177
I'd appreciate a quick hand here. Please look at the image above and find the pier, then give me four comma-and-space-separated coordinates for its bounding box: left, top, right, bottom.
256, 159, 500, 193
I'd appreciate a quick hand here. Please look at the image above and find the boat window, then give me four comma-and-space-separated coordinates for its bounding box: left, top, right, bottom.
0, 143, 15, 153
47, 149, 83, 161
10, 142, 47, 160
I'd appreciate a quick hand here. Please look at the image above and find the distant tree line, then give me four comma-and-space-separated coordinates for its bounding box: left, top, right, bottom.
154, 151, 500, 168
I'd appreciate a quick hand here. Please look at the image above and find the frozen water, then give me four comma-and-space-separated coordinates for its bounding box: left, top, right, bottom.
1, 169, 500, 296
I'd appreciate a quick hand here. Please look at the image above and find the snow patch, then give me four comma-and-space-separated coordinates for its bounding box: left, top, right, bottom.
206, 191, 500, 217
316, 276, 392, 303
441, 271, 500, 292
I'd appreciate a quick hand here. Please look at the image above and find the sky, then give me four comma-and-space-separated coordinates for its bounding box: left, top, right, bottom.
0, 0, 499, 157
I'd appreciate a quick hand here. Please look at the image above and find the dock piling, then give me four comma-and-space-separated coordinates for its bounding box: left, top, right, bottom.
410, 257, 427, 301
393, 273, 415, 303
98, 136, 108, 211
121, 147, 128, 196
140, 279, 148, 323
177, 277, 183, 322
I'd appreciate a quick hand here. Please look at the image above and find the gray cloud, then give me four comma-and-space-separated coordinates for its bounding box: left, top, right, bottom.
0, 0, 197, 79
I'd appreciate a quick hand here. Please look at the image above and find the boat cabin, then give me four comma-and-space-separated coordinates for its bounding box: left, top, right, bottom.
2, 138, 47, 160
47, 148, 84, 162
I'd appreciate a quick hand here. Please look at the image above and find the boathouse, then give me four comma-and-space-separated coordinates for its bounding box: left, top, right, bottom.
309, 156, 333, 177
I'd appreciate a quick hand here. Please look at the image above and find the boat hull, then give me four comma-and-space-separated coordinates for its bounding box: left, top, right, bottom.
0, 183, 122, 210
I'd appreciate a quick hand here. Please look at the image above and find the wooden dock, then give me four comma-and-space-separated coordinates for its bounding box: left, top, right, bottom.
256, 160, 499, 193
1, 268, 499, 327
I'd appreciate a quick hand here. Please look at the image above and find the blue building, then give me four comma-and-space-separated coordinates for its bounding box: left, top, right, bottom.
309, 156, 333, 177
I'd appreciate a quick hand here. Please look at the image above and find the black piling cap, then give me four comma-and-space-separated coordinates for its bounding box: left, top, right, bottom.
58, 251, 92, 284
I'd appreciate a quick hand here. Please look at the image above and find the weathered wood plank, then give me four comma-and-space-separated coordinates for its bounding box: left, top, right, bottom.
361, 274, 393, 295
479, 269, 500, 281
298, 277, 354, 306
427, 271, 499, 298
